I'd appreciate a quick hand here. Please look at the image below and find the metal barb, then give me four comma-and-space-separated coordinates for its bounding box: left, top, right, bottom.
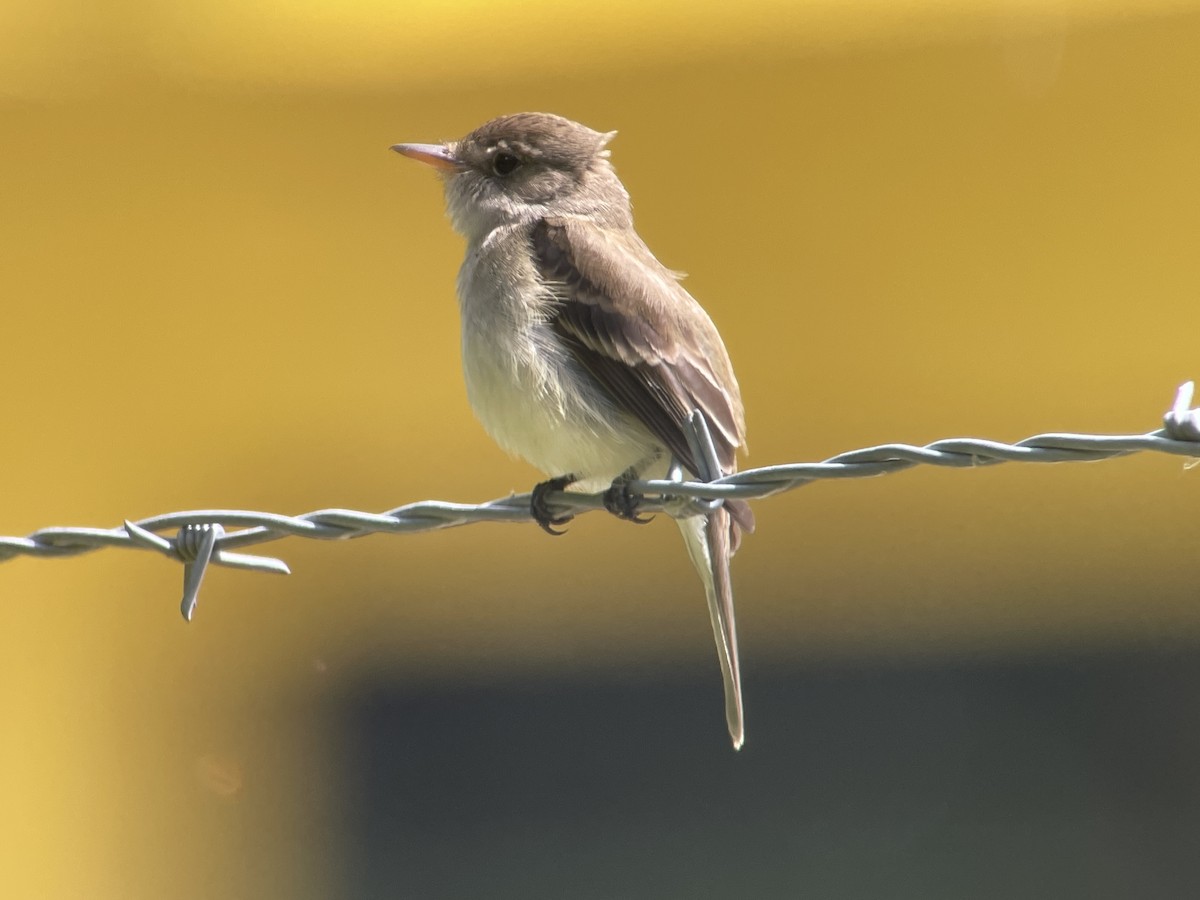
1164, 381, 1200, 442
178, 524, 222, 622
680, 411, 725, 515
125, 518, 291, 571
684, 411, 722, 483
668, 458, 685, 483
123, 519, 175, 555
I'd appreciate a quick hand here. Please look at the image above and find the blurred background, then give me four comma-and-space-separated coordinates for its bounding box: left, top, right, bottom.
3, 0, 1200, 896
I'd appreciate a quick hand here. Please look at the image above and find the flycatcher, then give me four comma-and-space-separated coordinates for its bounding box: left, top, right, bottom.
393, 113, 754, 748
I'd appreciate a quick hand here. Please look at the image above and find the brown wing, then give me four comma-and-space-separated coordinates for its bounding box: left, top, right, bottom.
531, 216, 754, 534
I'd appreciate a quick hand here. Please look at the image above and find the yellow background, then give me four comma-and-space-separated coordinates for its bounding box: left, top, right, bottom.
3, 1, 1200, 895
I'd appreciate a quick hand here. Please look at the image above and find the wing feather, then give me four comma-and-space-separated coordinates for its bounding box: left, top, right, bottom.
531, 216, 754, 536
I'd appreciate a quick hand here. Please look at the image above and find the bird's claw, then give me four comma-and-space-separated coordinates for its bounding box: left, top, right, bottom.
531, 475, 576, 536
603, 470, 654, 525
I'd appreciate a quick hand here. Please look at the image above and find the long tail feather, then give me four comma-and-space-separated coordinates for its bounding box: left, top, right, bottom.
677, 508, 744, 749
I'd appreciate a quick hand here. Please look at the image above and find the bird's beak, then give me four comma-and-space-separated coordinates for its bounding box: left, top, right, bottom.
390, 142, 462, 172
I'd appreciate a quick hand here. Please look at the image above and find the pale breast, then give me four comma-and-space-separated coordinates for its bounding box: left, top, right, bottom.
456, 226, 659, 487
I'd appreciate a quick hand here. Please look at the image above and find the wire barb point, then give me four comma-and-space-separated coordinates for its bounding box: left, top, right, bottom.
679, 412, 725, 516
178, 524, 222, 622
1164, 381, 1200, 442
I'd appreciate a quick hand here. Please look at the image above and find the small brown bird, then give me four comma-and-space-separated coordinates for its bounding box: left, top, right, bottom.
393, 113, 753, 747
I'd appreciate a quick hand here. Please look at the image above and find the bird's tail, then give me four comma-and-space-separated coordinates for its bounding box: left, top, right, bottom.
677, 506, 744, 750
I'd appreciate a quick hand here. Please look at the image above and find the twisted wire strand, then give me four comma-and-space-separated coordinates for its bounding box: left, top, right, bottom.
3, 382, 1198, 620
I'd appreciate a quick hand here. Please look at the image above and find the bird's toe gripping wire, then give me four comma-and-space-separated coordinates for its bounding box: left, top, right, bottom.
602, 467, 654, 524
530, 475, 578, 536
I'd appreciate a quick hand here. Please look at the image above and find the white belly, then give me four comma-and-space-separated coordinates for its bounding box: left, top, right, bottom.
461, 323, 659, 491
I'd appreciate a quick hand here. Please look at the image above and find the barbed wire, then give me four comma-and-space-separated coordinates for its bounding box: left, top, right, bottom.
3, 382, 1199, 622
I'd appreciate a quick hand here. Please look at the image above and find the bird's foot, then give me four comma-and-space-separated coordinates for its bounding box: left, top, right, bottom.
603, 468, 654, 525
531, 475, 576, 536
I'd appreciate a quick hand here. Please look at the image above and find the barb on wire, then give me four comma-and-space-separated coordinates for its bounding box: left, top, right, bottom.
2, 381, 1198, 621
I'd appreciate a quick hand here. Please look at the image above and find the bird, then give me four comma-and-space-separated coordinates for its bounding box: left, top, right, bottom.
392, 112, 754, 748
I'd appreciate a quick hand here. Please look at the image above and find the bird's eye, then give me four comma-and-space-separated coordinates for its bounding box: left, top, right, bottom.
492, 152, 521, 176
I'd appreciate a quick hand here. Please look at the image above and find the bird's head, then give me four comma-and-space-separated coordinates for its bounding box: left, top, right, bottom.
393, 112, 631, 239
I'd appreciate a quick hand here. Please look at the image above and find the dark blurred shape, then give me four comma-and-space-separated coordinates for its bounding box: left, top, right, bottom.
334, 650, 1200, 899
